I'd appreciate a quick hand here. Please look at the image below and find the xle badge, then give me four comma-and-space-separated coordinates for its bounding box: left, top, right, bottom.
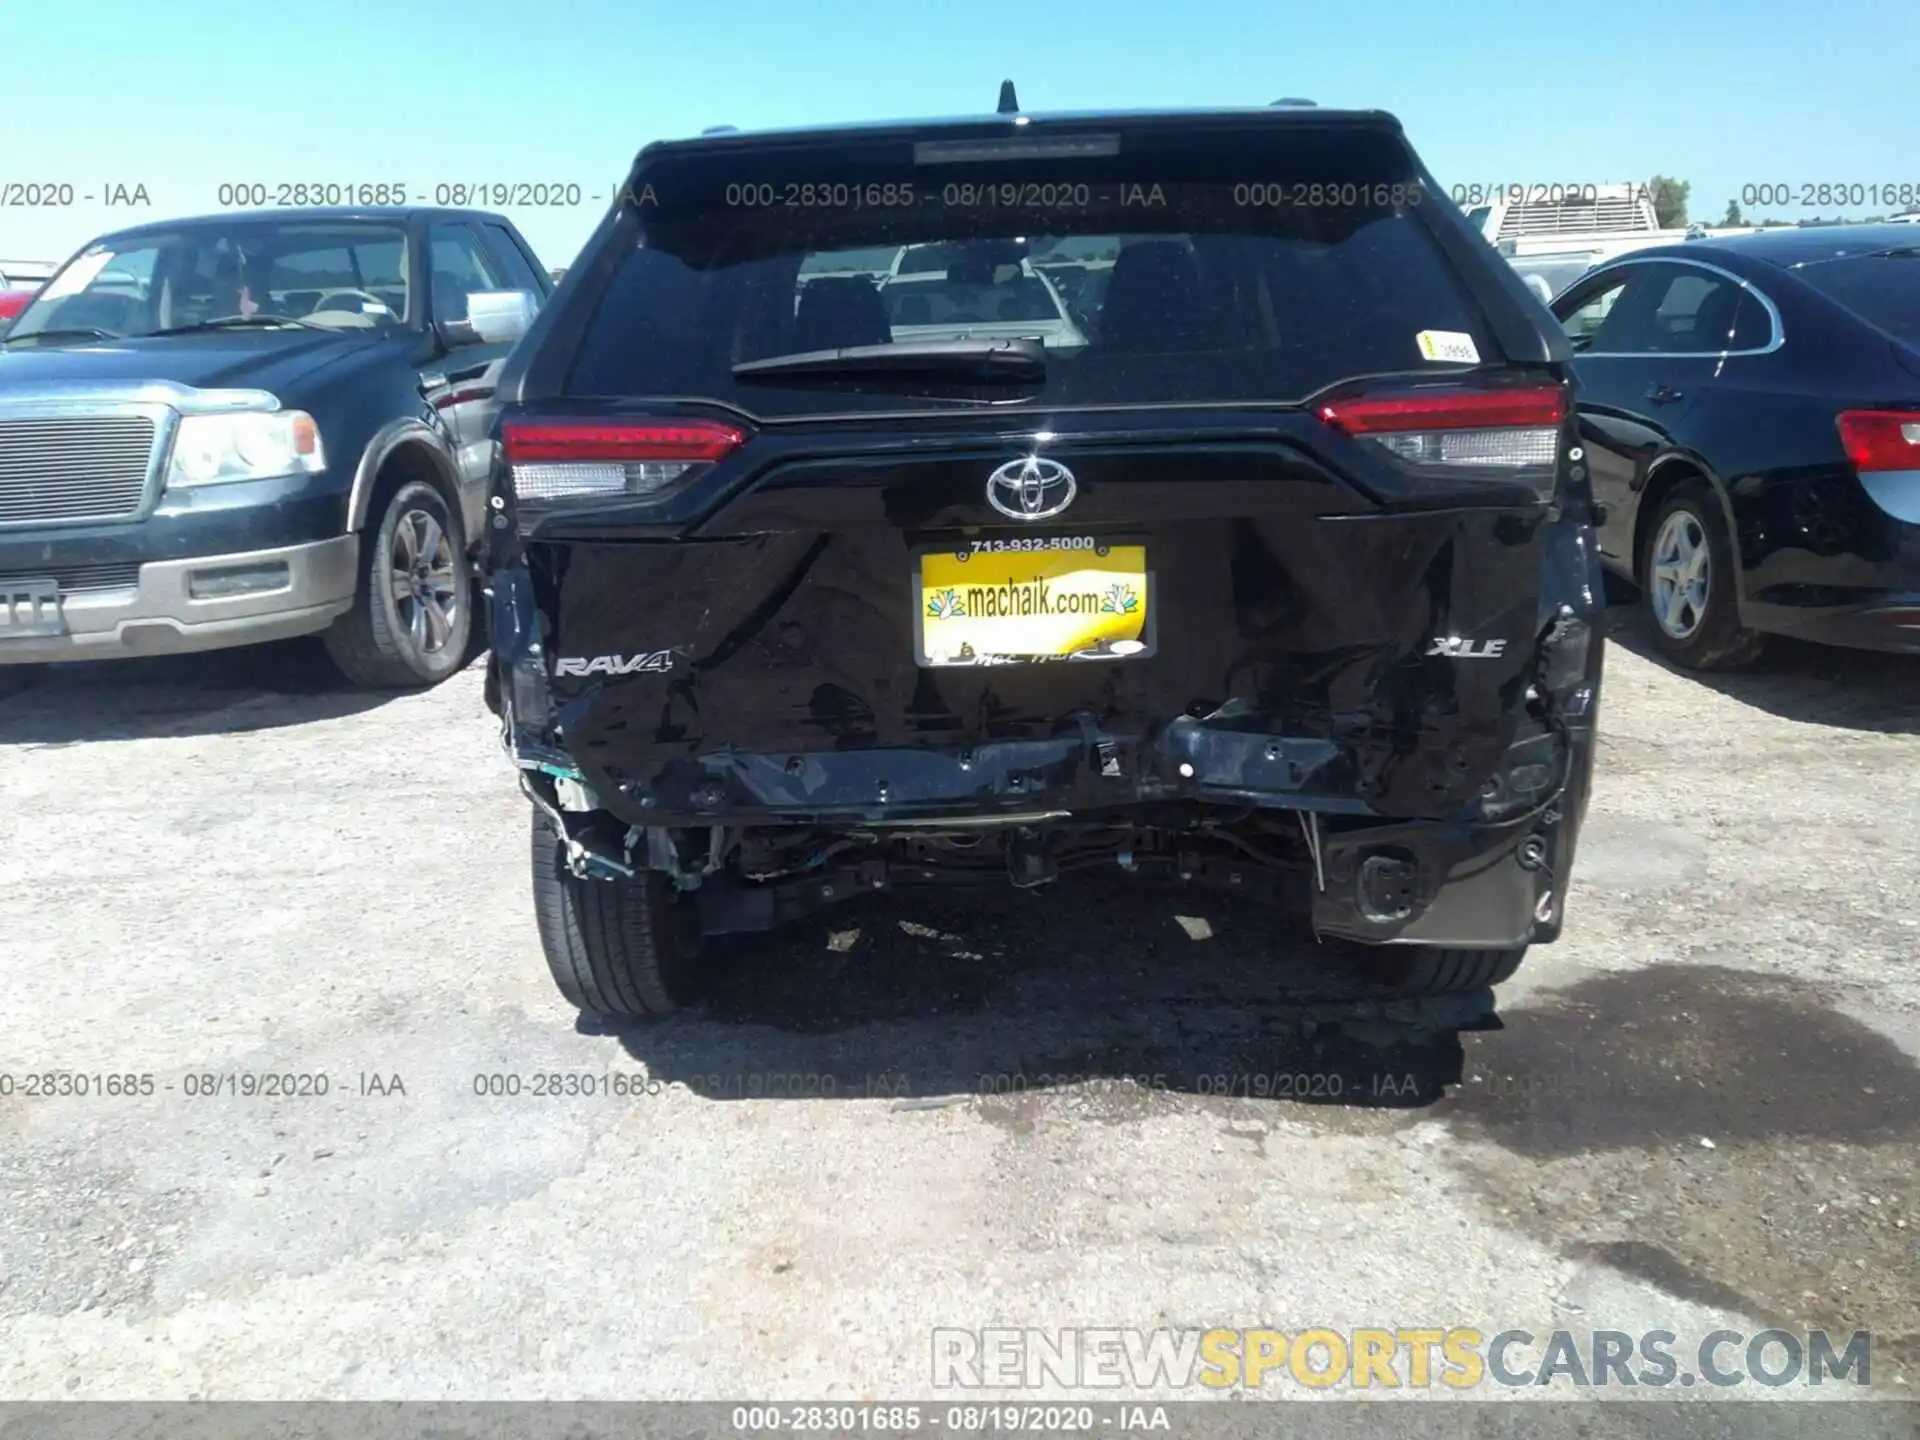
554, 650, 677, 677
1427, 637, 1508, 659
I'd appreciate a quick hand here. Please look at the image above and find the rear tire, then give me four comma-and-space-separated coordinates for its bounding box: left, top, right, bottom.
528, 810, 707, 1021
1637, 483, 1768, 670
322, 479, 472, 688
1372, 946, 1526, 995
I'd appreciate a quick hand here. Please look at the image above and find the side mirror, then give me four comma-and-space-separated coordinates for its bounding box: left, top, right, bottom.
443, 289, 538, 347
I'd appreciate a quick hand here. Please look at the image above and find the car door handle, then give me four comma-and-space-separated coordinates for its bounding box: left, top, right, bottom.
1645, 383, 1684, 405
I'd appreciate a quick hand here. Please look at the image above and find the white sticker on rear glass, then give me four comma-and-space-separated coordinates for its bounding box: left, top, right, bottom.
1416, 329, 1481, 364
38, 249, 114, 302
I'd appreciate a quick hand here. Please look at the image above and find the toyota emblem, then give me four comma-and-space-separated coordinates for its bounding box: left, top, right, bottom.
986, 456, 1077, 521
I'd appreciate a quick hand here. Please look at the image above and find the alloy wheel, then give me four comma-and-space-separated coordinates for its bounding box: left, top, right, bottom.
388, 508, 461, 655
1649, 509, 1711, 640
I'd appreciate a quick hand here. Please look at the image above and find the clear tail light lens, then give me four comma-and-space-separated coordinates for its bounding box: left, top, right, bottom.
1369, 428, 1558, 467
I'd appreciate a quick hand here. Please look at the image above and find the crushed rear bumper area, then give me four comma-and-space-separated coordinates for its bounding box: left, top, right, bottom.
508, 734, 1588, 950
483, 501, 1604, 953
496, 644, 1596, 952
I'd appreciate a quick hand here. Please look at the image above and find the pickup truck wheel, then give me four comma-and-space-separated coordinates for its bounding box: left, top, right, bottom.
322, 479, 471, 688
529, 810, 706, 1020
1372, 946, 1526, 995
1637, 484, 1768, 670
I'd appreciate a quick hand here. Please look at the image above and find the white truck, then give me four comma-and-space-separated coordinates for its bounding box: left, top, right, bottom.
0, 259, 58, 290
1461, 183, 1755, 300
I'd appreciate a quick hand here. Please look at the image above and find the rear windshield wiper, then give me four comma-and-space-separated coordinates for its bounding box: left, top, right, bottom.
0, 326, 118, 345
147, 314, 326, 336
733, 337, 1046, 382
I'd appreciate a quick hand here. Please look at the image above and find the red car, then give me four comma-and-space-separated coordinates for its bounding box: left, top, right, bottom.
0, 288, 35, 327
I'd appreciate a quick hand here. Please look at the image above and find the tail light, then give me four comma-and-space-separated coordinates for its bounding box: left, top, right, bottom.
0, 291, 32, 325
1837, 409, 1920, 524
500, 417, 745, 506
1836, 410, 1920, 472
1319, 385, 1567, 494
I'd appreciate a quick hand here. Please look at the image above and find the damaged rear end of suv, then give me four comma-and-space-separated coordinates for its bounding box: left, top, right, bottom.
482, 100, 1605, 1021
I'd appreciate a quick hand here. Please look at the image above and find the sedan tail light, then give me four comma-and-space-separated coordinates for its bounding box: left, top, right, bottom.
1837, 409, 1920, 524
501, 417, 746, 505
1836, 410, 1920, 472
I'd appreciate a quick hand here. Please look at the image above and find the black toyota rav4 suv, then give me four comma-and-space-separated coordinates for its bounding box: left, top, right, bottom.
483, 98, 1605, 1021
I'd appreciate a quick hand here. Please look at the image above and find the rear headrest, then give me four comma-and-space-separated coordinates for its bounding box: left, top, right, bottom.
793, 276, 891, 352
1098, 241, 1204, 351
1689, 286, 1743, 350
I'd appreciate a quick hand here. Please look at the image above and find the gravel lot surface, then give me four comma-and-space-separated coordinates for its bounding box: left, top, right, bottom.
0, 609, 1915, 1416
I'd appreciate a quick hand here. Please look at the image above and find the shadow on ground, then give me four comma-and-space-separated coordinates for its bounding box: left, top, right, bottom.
609, 875, 1500, 1110
612, 895, 1920, 1376
1605, 596, 1920, 736
1444, 963, 1920, 1384
0, 639, 452, 744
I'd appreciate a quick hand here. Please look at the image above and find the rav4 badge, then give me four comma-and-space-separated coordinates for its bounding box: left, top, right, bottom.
554, 651, 678, 677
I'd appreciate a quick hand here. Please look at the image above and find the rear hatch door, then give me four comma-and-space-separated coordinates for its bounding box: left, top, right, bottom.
497, 112, 1576, 820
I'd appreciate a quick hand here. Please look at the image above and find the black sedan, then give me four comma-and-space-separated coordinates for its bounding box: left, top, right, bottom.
1550, 225, 1920, 668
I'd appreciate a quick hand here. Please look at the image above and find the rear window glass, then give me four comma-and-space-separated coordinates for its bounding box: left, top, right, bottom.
565, 126, 1494, 416
798, 246, 898, 277
877, 268, 1064, 327
1793, 256, 1920, 345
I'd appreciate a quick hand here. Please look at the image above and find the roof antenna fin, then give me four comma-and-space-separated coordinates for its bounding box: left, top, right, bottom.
997, 79, 1019, 115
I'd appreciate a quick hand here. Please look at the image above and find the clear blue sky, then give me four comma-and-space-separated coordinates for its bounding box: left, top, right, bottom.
2, 0, 1915, 269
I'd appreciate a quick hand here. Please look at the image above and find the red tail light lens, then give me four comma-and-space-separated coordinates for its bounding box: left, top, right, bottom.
501, 418, 744, 463
1836, 410, 1920, 472
0, 291, 32, 323
501, 417, 746, 505
1319, 386, 1567, 435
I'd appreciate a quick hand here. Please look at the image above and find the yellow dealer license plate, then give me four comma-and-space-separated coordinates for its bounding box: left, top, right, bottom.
914, 537, 1154, 667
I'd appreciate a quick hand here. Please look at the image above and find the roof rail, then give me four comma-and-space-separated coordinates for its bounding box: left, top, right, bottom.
997, 80, 1019, 114
701, 124, 738, 135
1270, 97, 1316, 107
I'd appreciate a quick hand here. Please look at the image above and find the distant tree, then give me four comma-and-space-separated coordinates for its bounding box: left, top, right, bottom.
1648, 175, 1691, 228
1720, 199, 1743, 226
